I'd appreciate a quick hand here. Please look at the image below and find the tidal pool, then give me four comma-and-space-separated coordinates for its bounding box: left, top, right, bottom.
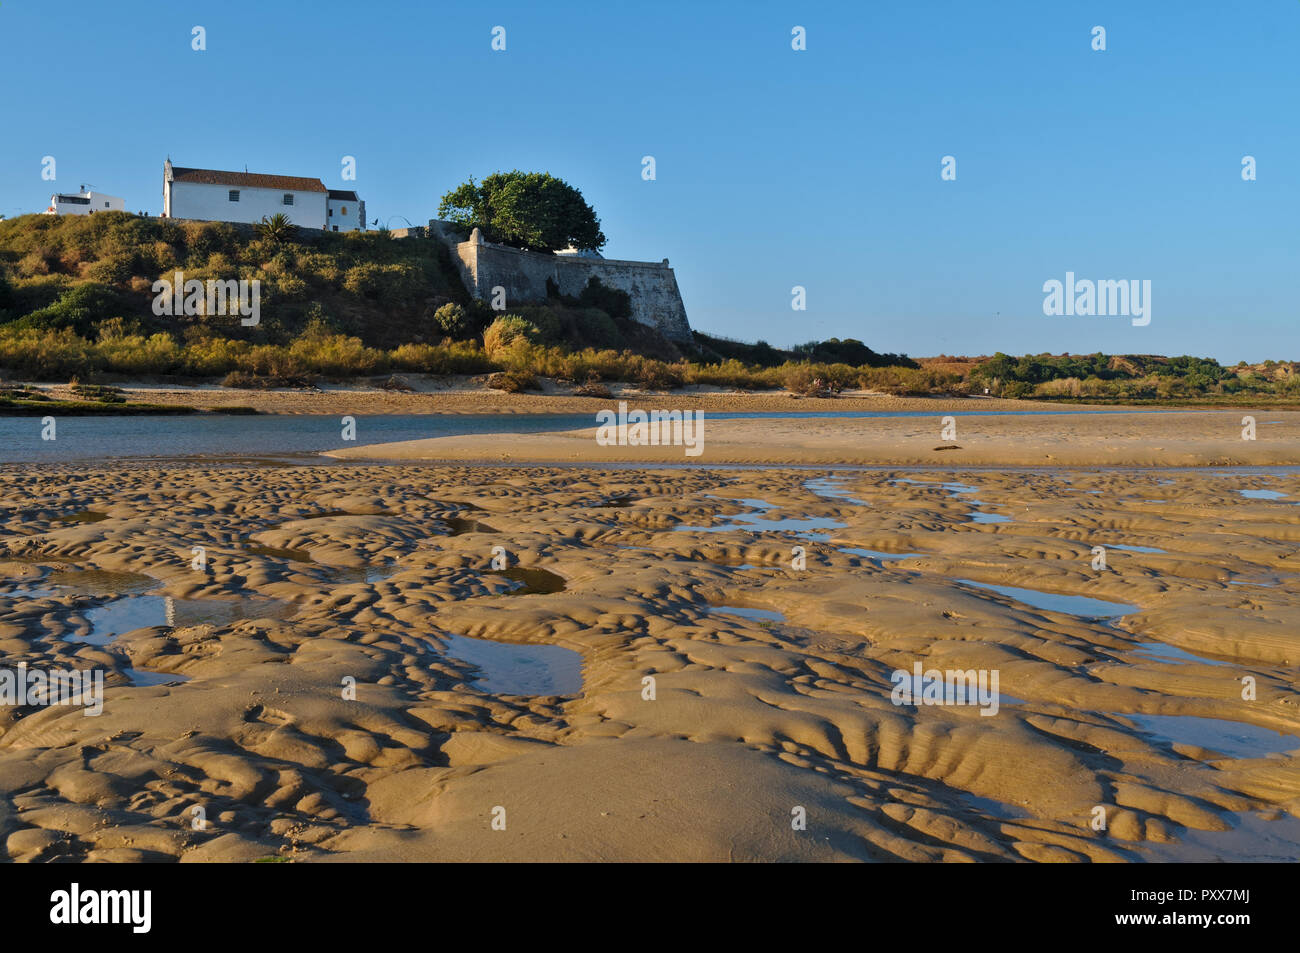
956, 579, 1136, 618
435, 634, 582, 696
840, 546, 923, 563
79, 593, 291, 646
676, 496, 846, 536
1123, 713, 1299, 759
124, 667, 191, 687
707, 605, 785, 623
1132, 642, 1233, 667
804, 476, 871, 506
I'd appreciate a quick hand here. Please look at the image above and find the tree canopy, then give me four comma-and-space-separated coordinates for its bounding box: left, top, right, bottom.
437, 171, 606, 253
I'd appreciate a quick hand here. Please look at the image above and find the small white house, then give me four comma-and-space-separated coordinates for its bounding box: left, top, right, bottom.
44, 189, 124, 216
326, 189, 365, 232
163, 159, 329, 230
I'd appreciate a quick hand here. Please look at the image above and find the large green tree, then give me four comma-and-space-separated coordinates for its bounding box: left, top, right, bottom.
437, 171, 606, 253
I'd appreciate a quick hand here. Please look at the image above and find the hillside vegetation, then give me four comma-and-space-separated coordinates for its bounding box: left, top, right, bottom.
0, 212, 932, 393
0, 213, 1291, 402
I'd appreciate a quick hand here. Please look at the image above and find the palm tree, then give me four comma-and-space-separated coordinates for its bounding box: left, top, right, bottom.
255, 212, 294, 243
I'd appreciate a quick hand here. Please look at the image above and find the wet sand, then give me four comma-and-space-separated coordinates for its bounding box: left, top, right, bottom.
0, 461, 1297, 862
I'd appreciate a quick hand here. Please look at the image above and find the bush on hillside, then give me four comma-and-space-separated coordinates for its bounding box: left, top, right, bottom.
482, 314, 538, 358
433, 302, 470, 337
10, 283, 131, 337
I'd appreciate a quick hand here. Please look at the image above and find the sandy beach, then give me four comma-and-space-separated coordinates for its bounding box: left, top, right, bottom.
1, 435, 1297, 861
327, 408, 1300, 468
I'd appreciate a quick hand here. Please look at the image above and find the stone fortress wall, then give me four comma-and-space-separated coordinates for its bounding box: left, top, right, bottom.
427, 220, 692, 343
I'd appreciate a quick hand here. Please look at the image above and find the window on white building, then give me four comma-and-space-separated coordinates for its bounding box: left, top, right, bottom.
282, 194, 294, 206
229, 190, 240, 202
341, 206, 348, 215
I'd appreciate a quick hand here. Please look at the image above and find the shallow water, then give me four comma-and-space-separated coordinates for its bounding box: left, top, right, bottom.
443, 516, 500, 535
0, 413, 605, 464
1239, 489, 1288, 500
1105, 544, 1167, 554
124, 667, 191, 687
707, 605, 785, 623
961, 792, 1032, 820
1132, 642, 1233, 667
1139, 811, 1300, 862
804, 476, 871, 506
675, 496, 846, 536
79, 593, 290, 646
0, 409, 1205, 464
840, 546, 923, 563
55, 510, 109, 524
486, 567, 567, 595
436, 633, 582, 696
1123, 713, 1299, 759
892, 673, 1025, 708
956, 579, 1136, 618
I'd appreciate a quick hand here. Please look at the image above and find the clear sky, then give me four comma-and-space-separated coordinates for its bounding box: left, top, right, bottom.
1, 0, 1296, 362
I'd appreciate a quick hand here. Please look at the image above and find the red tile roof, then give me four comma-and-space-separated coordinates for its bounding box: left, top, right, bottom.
170, 167, 327, 193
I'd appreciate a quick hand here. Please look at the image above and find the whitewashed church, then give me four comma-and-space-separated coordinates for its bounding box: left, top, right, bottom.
162, 159, 364, 232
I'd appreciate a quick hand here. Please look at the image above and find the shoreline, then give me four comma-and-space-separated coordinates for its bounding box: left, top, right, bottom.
326, 410, 1300, 469
0, 379, 1231, 417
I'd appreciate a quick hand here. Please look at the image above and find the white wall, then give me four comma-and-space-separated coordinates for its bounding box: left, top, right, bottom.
168, 181, 327, 229
326, 197, 362, 232
49, 191, 124, 215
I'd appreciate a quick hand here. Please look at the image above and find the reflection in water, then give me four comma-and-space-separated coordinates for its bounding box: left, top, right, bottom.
79, 593, 290, 646
1239, 489, 1288, 500
675, 495, 846, 536
957, 579, 1135, 618
707, 605, 785, 623
1122, 712, 1299, 759
432, 634, 582, 696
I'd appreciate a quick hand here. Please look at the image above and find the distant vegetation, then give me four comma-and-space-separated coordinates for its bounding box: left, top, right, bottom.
0, 213, 1289, 403
966, 352, 1300, 402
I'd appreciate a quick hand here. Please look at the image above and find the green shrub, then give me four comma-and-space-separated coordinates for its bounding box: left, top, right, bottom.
83, 252, 135, 285
482, 314, 538, 358
389, 340, 493, 375
12, 283, 130, 337
433, 302, 469, 337
0, 327, 98, 378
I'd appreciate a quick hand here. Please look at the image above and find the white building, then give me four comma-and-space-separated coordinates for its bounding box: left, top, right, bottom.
162, 159, 331, 230
327, 189, 365, 232
44, 189, 124, 216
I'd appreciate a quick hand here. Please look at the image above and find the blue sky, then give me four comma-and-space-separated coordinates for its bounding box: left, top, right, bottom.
1, 0, 1296, 362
